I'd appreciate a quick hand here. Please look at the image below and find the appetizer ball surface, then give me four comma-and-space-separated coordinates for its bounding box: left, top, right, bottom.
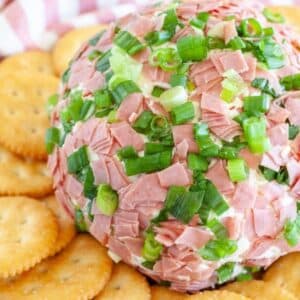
48, 0, 300, 292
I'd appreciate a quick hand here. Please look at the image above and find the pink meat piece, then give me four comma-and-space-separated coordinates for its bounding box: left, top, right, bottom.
65, 175, 83, 199
76, 118, 99, 146
255, 182, 284, 208
157, 163, 192, 188
267, 103, 290, 124
108, 237, 132, 264
155, 220, 185, 247
55, 187, 74, 219
175, 139, 189, 161
84, 70, 105, 92
201, 92, 226, 114
291, 133, 300, 159
286, 96, 300, 126
89, 214, 112, 245
261, 145, 290, 172
89, 121, 113, 155
267, 123, 289, 146
145, 98, 169, 117
96, 23, 115, 52
142, 63, 171, 84
273, 197, 297, 229
231, 179, 257, 211
119, 237, 143, 257
241, 55, 257, 82
291, 177, 300, 197
224, 20, 237, 44
172, 124, 199, 153
113, 210, 139, 238
91, 156, 109, 185
239, 148, 261, 169
222, 216, 242, 240
175, 227, 212, 250
119, 173, 167, 210
133, 48, 151, 63
287, 158, 300, 185
116, 93, 144, 122
253, 208, 278, 238
256, 69, 282, 96
105, 157, 129, 190
205, 160, 235, 196
110, 121, 144, 151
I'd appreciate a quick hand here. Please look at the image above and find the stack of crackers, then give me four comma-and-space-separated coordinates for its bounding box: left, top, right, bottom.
0, 7, 299, 300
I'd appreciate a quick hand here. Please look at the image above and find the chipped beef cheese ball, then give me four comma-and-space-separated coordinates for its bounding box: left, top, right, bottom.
47, 0, 300, 293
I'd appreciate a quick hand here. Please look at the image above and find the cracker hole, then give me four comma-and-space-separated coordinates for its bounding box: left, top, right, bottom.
10, 90, 19, 97
36, 89, 43, 97
30, 128, 37, 134
33, 108, 41, 115
113, 285, 121, 290
24, 284, 42, 294
72, 258, 81, 264
20, 219, 27, 225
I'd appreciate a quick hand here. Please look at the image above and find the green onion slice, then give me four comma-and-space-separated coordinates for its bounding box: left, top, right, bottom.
227, 158, 248, 182
142, 230, 163, 262
217, 262, 235, 284
207, 218, 228, 239
284, 216, 300, 247
75, 208, 88, 232
45, 127, 60, 154
263, 8, 285, 23
111, 80, 141, 105
96, 184, 119, 216
67, 146, 90, 175
114, 30, 144, 55
170, 102, 195, 125
280, 73, 300, 91
149, 47, 182, 72
190, 12, 209, 29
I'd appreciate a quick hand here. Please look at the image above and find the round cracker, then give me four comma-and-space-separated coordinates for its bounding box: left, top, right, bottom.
0, 145, 53, 197
0, 72, 59, 160
0, 234, 113, 300
52, 25, 107, 76
0, 196, 58, 277
190, 290, 251, 300
222, 280, 297, 300
264, 252, 300, 298
43, 195, 76, 256
267, 6, 300, 32
151, 286, 188, 300
0, 51, 55, 75
95, 263, 150, 300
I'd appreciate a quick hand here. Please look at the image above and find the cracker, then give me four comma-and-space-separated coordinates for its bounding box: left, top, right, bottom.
43, 195, 76, 256
267, 6, 300, 32
95, 263, 151, 300
0, 72, 59, 160
151, 286, 188, 300
190, 291, 251, 300
0, 234, 113, 300
264, 252, 300, 298
0, 51, 55, 75
0, 145, 53, 197
0, 196, 58, 277
222, 280, 297, 300
52, 25, 107, 76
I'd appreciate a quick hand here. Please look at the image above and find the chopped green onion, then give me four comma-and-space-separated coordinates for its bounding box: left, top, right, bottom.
80, 100, 96, 121
45, 127, 60, 154
170, 74, 187, 87
207, 218, 228, 239
95, 50, 112, 72
221, 69, 247, 102
79, 166, 97, 199
259, 166, 289, 185
280, 73, 300, 91
198, 239, 238, 261
117, 146, 138, 160
228, 36, 246, 50
207, 37, 226, 50
142, 261, 155, 270
289, 125, 300, 140
159, 86, 188, 110
188, 153, 209, 172
217, 262, 235, 284
284, 216, 300, 246
263, 8, 285, 23
75, 208, 87, 232
149, 47, 182, 72
243, 94, 271, 115
114, 30, 144, 55
239, 18, 263, 37
95, 108, 112, 118
190, 12, 209, 29
47, 93, 59, 115
88, 31, 105, 46
177, 35, 208, 62
88, 50, 102, 61
165, 187, 205, 223
86, 199, 94, 222
144, 30, 172, 46
62, 67, 71, 83
151, 86, 166, 97
107, 109, 118, 123
218, 146, 238, 160
263, 27, 274, 36
67, 146, 89, 175
144, 143, 171, 155
227, 158, 248, 182
132, 111, 154, 133
233, 112, 249, 126
236, 272, 253, 282
251, 78, 277, 98
162, 9, 182, 36
243, 117, 270, 154
259, 166, 276, 181
170, 102, 195, 125
111, 80, 141, 105
94, 89, 113, 108
142, 230, 163, 262
124, 150, 172, 176
96, 184, 118, 216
